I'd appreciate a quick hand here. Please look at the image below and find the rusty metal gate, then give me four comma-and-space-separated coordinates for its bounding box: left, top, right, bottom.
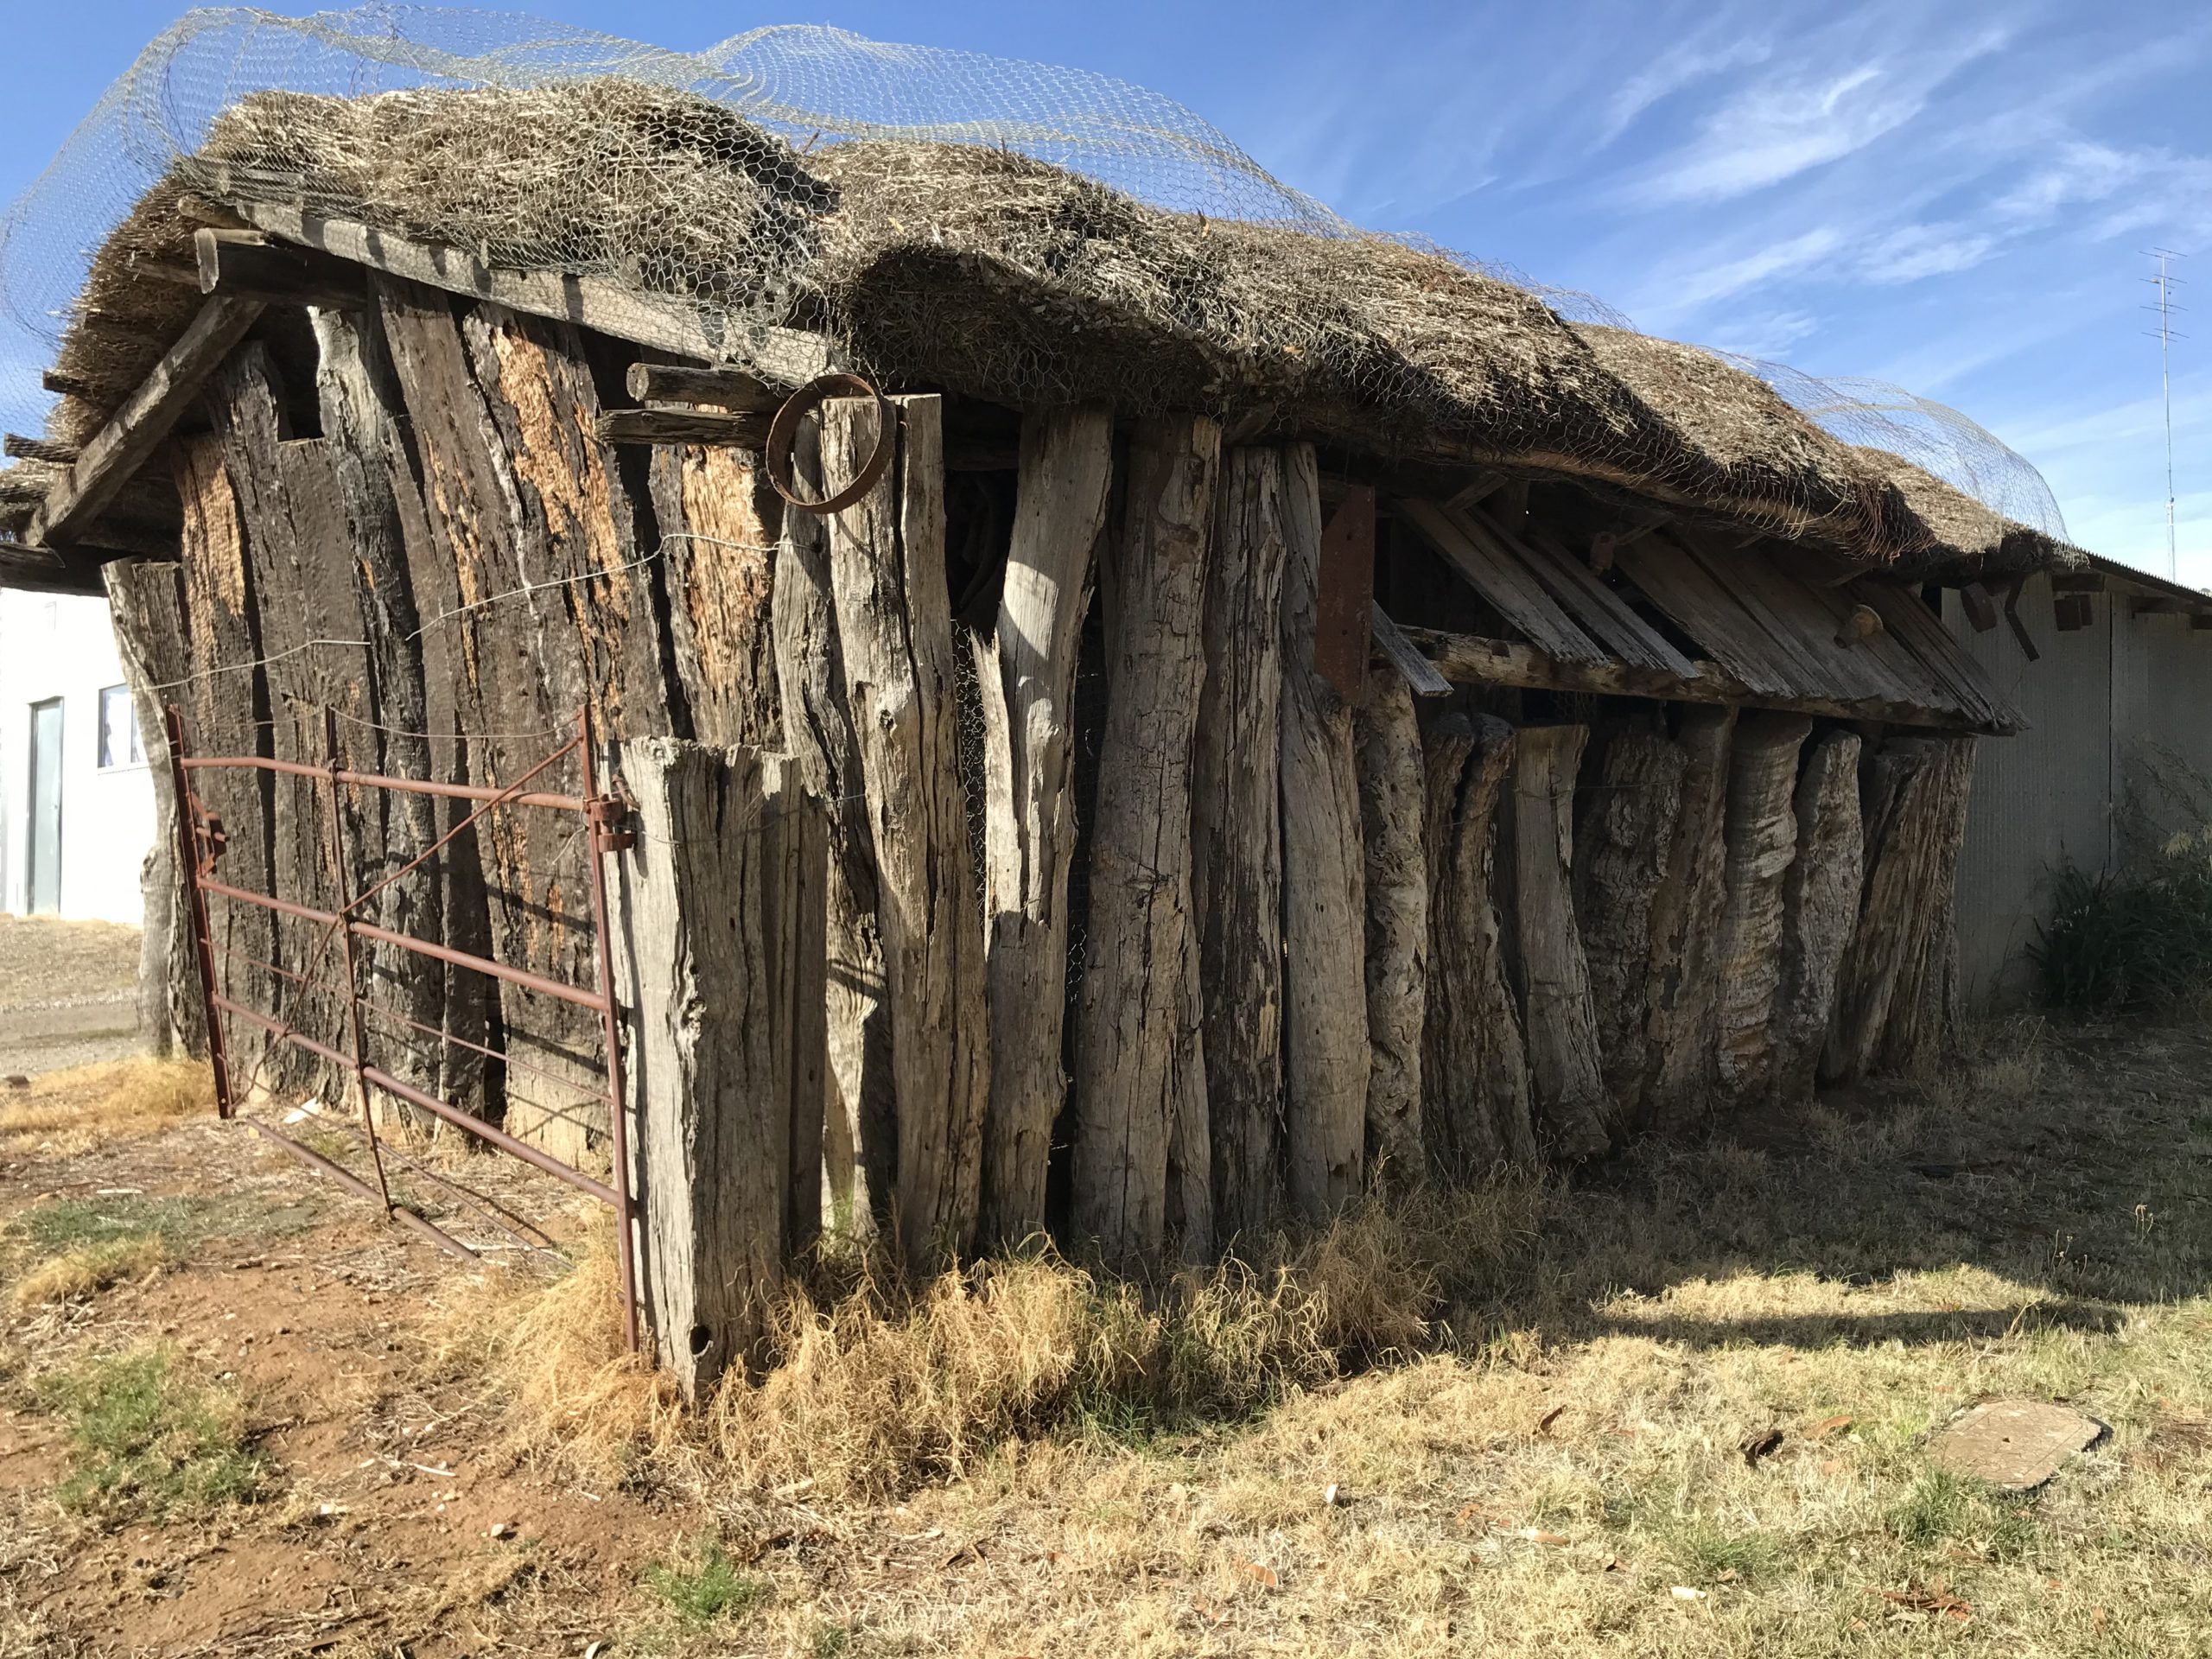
164, 702, 641, 1351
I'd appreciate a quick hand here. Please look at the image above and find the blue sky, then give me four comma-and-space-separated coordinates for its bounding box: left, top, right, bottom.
3, 2, 2209, 581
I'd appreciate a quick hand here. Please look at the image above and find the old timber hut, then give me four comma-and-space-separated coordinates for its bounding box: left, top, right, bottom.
0, 75, 2072, 1387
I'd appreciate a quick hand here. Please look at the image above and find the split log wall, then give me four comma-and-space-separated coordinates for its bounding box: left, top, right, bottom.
108, 294, 1987, 1329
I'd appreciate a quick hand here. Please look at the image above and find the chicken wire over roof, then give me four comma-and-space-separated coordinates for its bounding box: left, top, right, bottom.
0, 3, 2065, 542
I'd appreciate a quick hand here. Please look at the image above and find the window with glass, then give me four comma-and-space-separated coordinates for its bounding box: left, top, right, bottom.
97, 684, 143, 768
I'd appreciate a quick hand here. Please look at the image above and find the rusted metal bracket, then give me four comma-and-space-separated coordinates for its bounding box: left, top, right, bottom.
588, 794, 636, 853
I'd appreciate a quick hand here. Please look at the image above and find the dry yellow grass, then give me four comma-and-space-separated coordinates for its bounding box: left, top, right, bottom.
414, 1020, 2210, 1655
9, 1235, 171, 1308
0, 1058, 213, 1155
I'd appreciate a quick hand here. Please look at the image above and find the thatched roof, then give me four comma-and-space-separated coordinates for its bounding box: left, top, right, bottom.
43, 79, 2081, 579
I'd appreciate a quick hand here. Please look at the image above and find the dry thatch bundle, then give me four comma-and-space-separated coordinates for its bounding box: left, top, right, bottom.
43, 77, 2080, 578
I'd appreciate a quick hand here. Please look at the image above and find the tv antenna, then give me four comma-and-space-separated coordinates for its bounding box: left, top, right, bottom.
2145, 248, 2185, 579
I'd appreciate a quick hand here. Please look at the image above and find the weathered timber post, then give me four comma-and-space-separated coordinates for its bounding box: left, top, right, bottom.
773, 418, 892, 1237
1713, 713, 1814, 1106
1193, 445, 1287, 1241
611, 739, 827, 1401
823, 393, 989, 1273
1354, 667, 1427, 1185
1773, 730, 1863, 1100
1641, 708, 1735, 1126
1874, 736, 1974, 1076
1823, 734, 1975, 1083
1572, 727, 1686, 1117
1278, 444, 1368, 1217
976, 406, 1114, 1247
1422, 713, 1535, 1175
1072, 414, 1219, 1265
1501, 722, 1611, 1160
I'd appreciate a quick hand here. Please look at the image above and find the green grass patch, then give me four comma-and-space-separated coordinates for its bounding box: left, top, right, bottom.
642, 1535, 766, 1630
1886, 1470, 2040, 1560
35, 1345, 264, 1517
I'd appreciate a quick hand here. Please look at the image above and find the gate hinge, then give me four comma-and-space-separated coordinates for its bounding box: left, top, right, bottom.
587, 794, 636, 853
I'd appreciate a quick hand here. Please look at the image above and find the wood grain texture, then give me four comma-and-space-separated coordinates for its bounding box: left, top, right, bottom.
1823, 735, 1974, 1083
1774, 730, 1864, 1101
1712, 713, 1814, 1107
1500, 723, 1611, 1160
1073, 414, 1219, 1264
824, 393, 989, 1272
976, 406, 1113, 1246
1193, 445, 1287, 1242
1640, 708, 1735, 1128
773, 418, 893, 1238
612, 738, 824, 1400
1572, 727, 1687, 1116
648, 443, 784, 748
1279, 444, 1369, 1217
1421, 714, 1535, 1175
1354, 667, 1427, 1185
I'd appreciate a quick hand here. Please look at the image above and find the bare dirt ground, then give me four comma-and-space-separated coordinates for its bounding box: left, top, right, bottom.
0, 1018, 2207, 1657
0, 917, 143, 1078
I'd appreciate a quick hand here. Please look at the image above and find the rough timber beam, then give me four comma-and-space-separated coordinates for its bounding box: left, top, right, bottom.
1399, 625, 2016, 738
29, 295, 264, 549
195, 227, 365, 310
0, 543, 109, 595
624, 361, 779, 411
230, 200, 835, 385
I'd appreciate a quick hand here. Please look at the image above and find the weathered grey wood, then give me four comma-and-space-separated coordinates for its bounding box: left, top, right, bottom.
975, 406, 1113, 1245
1355, 667, 1427, 1185
170, 431, 280, 1084
34, 296, 264, 547
1640, 708, 1735, 1127
1193, 444, 1287, 1243
1823, 735, 1958, 1083
1370, 601, 1452, 696
1774, 730, 1864, 1101
626, 362, 779, 411
1073, 414, 1219, 1264
824, 393, 988, 1272
596, 407, 772, 448
1491, 511, 1701, 678
773, 417, 892, 1238
1279, 443, 1369, 1217
194, 227, 365, 309
1397, 498, 1608, 665
1572, 727, 1687, 1116
103, 556, 203, 1058
1871, 736, 1975, 1077
4, 435, 78, 465
1400, 625, 2016, 736
648, 443, 784, 748
1421, 713, 1535, 1175
613, 738, 824, 1400
1712, 713, 1814, 1106
1500, 722, 1611, 1160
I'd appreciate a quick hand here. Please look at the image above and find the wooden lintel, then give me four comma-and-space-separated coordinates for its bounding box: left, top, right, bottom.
622, 361, 779, 411
232, 200, 835, 385
1398, 624, 2015, 736
0, 543, 111, 594
30, 296, 264, 548
195, 227, 365, 310
2050, 571, 2106, 593
2130, 595, 2196, 618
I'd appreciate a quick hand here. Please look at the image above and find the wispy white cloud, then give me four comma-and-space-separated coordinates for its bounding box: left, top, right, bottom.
1596, 32, 1774, 149
1696, 305, 1821, 359
1633, 25, 2010, 204
1855, 221, 2000, 283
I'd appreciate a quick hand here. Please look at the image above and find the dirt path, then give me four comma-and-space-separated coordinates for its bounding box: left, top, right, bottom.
0, 917, 143, 1079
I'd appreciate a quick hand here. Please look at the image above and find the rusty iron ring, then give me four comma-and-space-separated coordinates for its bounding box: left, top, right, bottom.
764, 371, 895, 514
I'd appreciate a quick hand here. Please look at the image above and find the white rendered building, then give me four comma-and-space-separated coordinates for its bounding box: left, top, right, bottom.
0, 587, 156, 924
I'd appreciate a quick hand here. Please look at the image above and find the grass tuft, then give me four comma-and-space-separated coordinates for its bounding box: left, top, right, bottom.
0, 1058, 213, 1154
10, 1233, 171, 1307
34, 1345, 264, 1516
641, 1535, 766, 1629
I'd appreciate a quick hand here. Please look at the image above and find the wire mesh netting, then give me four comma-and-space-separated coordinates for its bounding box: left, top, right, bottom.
0, 3, 2065, 543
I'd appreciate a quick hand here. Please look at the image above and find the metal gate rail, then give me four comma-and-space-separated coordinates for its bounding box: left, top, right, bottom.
164, 702, 640, 1351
